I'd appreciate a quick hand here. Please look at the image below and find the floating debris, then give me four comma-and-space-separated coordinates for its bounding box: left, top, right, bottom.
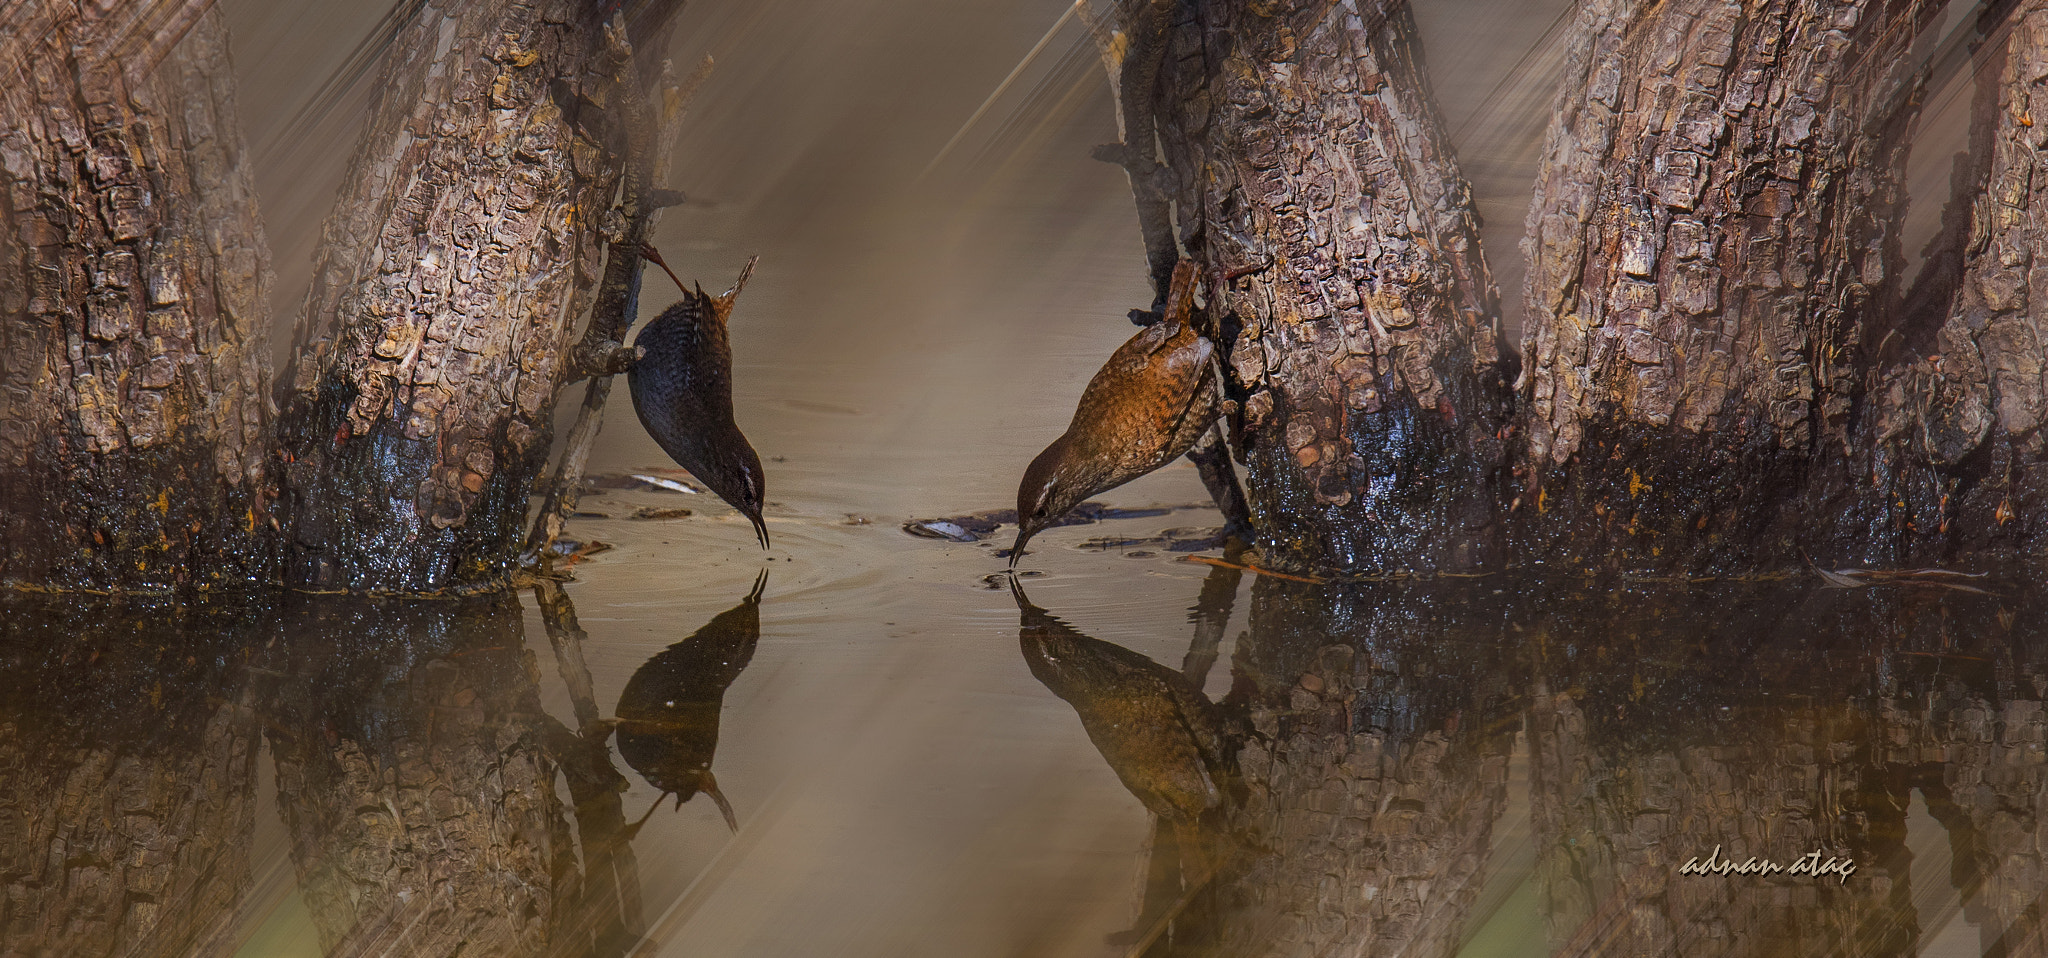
581, 472, 705, 494
981, 570, 1046, 589
632, 474, 702, 494
548, 539, 614, 568
568, 510, 613, 520
902, 501, 1209, 543
1180, 554, 1324, 584
903, 520, 977, 542
841, 515, 872, 526
1078, 527, 1228, 553
631, 507, 694, 520
1809, 564, 1997, 595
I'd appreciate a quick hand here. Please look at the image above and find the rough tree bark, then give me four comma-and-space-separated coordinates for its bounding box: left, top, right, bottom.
1851, 1, 2048, 573
1135, 0, 1518, 573
1096, 0, 2048, 577
0, 3, 273, 591
276, 1, 678, 593
1516, 0, 1944, 574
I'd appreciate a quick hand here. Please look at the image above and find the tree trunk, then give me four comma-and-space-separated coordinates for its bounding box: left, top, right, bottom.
274, 0, 672, 592
1142, 0, 1517, 573
1515, 0, 1946, 574
0, 2, 274, 591
1845, 1, 2048, 573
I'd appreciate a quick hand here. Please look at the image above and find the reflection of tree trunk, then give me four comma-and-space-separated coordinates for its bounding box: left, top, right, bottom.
0, 3, 273, 590
1518, 584, 2048, 958
1876, 664, 2048, 954
1207, 579, 1518, 956
261, 596, 576, 956
1138, 0, 1516, 572
532, 581, 647, 956
1530, 692, 1913, 957
0, 601, 261, 958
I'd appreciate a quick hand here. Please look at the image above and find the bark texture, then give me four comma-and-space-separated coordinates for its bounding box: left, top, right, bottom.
0, 3, 273, 591
0, 600, 261, 958
1516, 0, 1941, 573
1145, 0, 1516, 573
1846, 1, 2048, 572
276, 0, 661, 592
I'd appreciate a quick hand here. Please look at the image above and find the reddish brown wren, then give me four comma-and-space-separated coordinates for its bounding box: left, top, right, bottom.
1011, 261, 1220, 568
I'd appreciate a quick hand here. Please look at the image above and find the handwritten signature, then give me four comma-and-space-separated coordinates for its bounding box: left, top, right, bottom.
1679, 845, 1855, 884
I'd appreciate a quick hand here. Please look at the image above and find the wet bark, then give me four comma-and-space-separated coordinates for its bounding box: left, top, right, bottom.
275, 1, 675, 592
1514, 0, 1944, 574
1140, 0, 1518, 573
0, 3, 274, 591
0, 600, 262, 958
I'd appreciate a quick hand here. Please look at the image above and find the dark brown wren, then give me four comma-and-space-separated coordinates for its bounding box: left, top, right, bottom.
630, 253, 769, 548
1011, 261, 1219, 567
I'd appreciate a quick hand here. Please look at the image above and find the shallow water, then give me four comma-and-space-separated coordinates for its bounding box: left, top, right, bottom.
7, 522, 2044, 957
3, 1, 2023, 956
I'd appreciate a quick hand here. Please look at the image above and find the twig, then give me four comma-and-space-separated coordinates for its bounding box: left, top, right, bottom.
1180, 554, 1326, 584
525, 30, 711, 564
1113, 0, 1182, 310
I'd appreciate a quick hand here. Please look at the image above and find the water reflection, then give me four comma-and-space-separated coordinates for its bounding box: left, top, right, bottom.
1013, 558, 1259, 953
256, 594, 635, 956
613, 570, 766, 830
0, 599, 262, 958
1014, 570, 2048, 957
11, 567, 2048, 955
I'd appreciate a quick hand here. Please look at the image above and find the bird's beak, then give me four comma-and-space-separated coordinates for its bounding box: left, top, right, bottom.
1007, 525, 1033, 570
749, 513, 770, 549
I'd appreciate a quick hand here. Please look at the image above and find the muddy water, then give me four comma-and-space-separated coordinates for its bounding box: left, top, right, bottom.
3, 2, 2030, 957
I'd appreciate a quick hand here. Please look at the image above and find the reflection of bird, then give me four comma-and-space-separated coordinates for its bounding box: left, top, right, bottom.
614, 569, 766, 830
630, 255, 769, 548
1011, 261, 1218, 567
1010, 577, 1242, 829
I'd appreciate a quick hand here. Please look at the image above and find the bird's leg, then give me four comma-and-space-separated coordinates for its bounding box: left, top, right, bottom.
1188, 424, 1253, 542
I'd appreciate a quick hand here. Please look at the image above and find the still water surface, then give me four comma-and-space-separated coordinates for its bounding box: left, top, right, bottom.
6, 501, 2044, 957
